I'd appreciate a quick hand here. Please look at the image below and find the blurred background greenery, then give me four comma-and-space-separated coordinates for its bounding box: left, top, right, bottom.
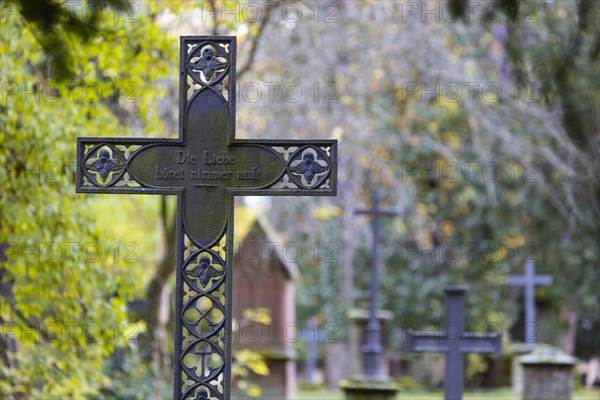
1, 0, 598, 398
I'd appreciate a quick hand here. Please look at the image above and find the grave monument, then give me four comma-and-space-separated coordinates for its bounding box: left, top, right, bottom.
507, 257, 553, 394
406, 286, 503, 400
508, 257, 553, 343
341, 189, 400, 400
76, 36, 337, 400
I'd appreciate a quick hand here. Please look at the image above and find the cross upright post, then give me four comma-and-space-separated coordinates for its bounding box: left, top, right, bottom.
300, 322, 325, 385
354, 188, 399, 380
75, 36, 337, 400
304, 332, 317, 385
406, 286, 503, 400
507, 257, 553, 343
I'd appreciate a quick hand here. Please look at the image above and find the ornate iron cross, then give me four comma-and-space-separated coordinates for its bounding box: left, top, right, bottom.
75, 36, 337, 400
507, 257, 553, 343
406, 286, 503, 400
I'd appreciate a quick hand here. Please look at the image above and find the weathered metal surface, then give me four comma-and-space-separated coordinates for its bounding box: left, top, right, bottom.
507, 257, 553, 344
354, 189, 399, 380
76, 36, 337, 400
406, 286, 503, 400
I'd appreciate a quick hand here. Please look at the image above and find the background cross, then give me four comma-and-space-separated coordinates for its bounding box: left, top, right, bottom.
406, 286, 503, 400
75, 36, 337, 400
299, 322, 327, 386
507, 257, 553, 343
354, 188, 400, 380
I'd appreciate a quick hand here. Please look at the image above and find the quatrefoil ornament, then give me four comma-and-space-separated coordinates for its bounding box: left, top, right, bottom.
186, 43, 230, 85
287, 146, 331, 189
82, 144, 126, 187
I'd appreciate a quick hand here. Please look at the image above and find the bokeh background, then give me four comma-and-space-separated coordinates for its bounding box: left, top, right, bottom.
1, 1, 598, 398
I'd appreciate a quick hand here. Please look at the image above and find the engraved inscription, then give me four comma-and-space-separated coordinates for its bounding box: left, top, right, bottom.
153, 150, 261, 183
155, 167, 185, 180
203, 151, 236, 165
178, 151, 197, 164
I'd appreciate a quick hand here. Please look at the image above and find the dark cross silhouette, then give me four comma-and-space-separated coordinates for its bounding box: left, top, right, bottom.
406, 286, 503, 400
507, 257, 553, 343
354, 188, 399, 380
75, 36, 337, 400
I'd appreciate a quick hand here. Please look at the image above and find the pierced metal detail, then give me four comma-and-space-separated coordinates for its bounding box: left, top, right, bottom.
270, 145, 334, 190
81, 142, 147, 188
271, 146, 299, 161
82, 144, 126, 186
185, 42, 230, 101
75, 36, 337, 400
181, 233, 227, 400
287, 146, 331, 189
272, 174, 299, 189
187, 42, 230, 86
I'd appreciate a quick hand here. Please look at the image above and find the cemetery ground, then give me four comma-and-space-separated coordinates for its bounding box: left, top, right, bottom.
296, 387, 600, 400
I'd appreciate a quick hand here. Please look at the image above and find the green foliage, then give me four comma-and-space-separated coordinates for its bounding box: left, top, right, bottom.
232, 349, 269, 398
251, 0, 598, 350
1, 0, 598, 396
12, 0, 130, 80
0, 4, 174, 397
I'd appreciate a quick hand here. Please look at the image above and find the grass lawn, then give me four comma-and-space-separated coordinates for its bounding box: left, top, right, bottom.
297, 387, 600, 399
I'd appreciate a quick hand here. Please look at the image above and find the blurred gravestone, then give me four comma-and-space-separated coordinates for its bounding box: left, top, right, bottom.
507, 257, 553, 343
341, 189, 400, 400
406, 286, 503, 400
520, 344, 577, 400
347, 306, 393, 377
507, 257, 554, 395
299, 324, 327, 387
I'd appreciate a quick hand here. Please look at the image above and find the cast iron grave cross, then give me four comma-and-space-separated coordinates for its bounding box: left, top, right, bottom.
75, 36, 337, 400
507, 257, 553, 343
406, 286, 503, 400
354, 188, 399, 380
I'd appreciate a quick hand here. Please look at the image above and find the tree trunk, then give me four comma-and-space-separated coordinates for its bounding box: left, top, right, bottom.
563, 307, 578, 355
1, 243, 20, 397
136, 196, 176, 379
324, 141, 356, 388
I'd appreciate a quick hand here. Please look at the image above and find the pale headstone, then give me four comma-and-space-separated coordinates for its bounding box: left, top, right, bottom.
520, 344, 577, 400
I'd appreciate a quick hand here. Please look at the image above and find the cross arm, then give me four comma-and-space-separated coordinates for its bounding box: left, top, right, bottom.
507, 275, 553, 286
354, 209, 401, 216
407, 332, 503, 355
458, 333, 503, 355
534, 275, 553, 285
406, 332, 450, 353
507, 276, 525, 286
76, 137, 180, 194
236, 139, 337, 196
